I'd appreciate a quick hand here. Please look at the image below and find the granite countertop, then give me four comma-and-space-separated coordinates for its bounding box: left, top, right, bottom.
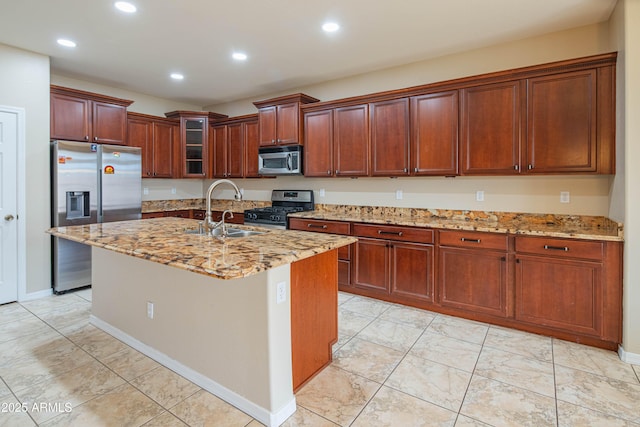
142, 199, 269, 214
47, 218, 356, 280
289, 205, 624, 242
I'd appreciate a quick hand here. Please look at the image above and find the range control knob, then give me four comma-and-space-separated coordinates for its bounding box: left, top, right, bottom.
270, 214, 281, 222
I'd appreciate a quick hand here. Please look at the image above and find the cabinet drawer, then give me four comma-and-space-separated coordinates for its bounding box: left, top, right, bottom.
353, 223, 434, 244
142, 212, 166, 219
516, 236, 603, 261
289, 218, 351, 235
439, 230, 507, 251
192, 209, 205, 220
166, 209, 191, 218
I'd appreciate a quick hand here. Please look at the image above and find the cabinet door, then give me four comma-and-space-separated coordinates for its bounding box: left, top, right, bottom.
461, 81, 522, 174
370, 98, 410, 176
126, 118, 152, 177
411, 91, 458, 175
183, 117, 207, 177
276, 102, 299, 145
51, 93, 91, 141
151, 122, 174, 178
92, 101, 127, 144
227, 123, 245, 177
244, 120, 260, 177
439, 247, 509, 317
354, 237, 389, 293
258, 106, 277, 146
211, 125, 227, 178
391, 242, 434, 302
334, 105, 369, 176
526, 70, 597, 173
304, 109, 333, 177
515, 255, 602, 336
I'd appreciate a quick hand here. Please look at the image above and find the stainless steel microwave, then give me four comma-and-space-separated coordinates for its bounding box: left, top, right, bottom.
258, 145, 303, 175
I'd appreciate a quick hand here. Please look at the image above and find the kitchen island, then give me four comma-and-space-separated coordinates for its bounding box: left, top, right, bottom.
47, 217, 356, 427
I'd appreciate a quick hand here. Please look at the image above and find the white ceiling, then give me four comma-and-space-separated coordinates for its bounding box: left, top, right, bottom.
0, 0, 617, 107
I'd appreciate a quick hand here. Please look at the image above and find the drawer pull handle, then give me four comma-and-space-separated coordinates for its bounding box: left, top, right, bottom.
544, 245, 569, 251
461, 238, 481, 243
308, 224, 328, 229
378, 230, 403, 236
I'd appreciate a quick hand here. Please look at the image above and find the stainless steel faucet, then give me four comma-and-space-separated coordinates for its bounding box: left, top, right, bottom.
204, 179, 242, 235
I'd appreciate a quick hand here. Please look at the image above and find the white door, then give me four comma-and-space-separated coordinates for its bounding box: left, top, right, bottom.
0, 109, 18, 304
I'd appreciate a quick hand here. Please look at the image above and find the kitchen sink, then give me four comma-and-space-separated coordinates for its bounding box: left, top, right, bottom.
184, 227, 264, 238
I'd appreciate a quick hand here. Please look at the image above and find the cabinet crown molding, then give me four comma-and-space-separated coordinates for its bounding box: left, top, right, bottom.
50, 85, 134, 107
253, 93, 320, 108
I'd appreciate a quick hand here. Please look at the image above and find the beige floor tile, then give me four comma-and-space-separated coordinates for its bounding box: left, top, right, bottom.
332, 338, 404, 383
474, 347, 555, 397
634, 364, 640, 380
357, 318, 423, 352
73, 288, 92, 302
40, 383, 163, 427
15, 359, 125, 424
553, 339, 638, 384
63, 324, 129, 360
0, 338, 94, 392
556, 400, 637, 427
0, 394, 36, 426
247, 421, 267, 427
454, 414, 493, 426
340, 296, 391, 317
295, 365, 380, 426
20, 294, 84, 316
100, 345, 161, 381
555, 365, 640, 424
378, 305, 436, 330
337, 292, 354, 306
352, 385, 457, 427
460, 376, 556, 426
428, 315, 488, 345
409, 331, 481, 372
170, 389, 252, 426
386, 354, 471, 412
337, 308, 374, 337
35, 301, 91, 331
484, 326, 552, 362
131, 365, 200, 409
0, 328, 62, 367
0, 302, 33, 326
142, 410, 189, 426
281, 406, 339, 426
0, 316, 55, 345
0, 379, 11, 399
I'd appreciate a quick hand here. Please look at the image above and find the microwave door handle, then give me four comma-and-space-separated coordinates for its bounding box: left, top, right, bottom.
286, 153, 292, 171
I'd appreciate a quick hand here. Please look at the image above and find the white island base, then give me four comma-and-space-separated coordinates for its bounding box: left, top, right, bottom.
89, 247, 296, 426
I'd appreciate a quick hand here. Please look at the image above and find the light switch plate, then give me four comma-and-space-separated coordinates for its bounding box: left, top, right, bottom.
276, 282, 286, 304
560, 191, 570, 203
396, 190, 403, 200
476, 190, 485, 202
143, 187, 149, 195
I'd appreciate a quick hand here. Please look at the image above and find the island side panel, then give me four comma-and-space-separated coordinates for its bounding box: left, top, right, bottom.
290, 248, 338, 391
90, 247, 295, 425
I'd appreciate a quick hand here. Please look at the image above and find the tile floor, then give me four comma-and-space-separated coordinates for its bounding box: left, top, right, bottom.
0, 289, 639, 426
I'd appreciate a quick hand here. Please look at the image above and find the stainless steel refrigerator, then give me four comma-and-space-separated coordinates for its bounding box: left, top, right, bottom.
51, 140, 142, 293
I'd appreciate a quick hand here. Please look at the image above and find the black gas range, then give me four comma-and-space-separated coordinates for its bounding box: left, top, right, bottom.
244, 190, 314, 229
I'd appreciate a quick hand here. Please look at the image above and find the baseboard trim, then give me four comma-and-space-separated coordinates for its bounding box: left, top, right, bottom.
90, 315, 296, 427
18, 287, 53, 302
618, 345, 640, 365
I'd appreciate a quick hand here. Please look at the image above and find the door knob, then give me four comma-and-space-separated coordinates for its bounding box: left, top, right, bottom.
4, 214, 14, 221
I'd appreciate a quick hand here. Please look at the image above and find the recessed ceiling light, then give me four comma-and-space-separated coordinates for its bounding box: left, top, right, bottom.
232, 52, 248, 61
322, 22, 340, 32
57, 39, 76, 48
115, 1, 137, 13
170, 73, 184, 80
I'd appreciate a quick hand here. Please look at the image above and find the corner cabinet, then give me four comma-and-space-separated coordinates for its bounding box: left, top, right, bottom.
253, 93, 319, 146
126, 112, 179, 178
51, 85, 133, 145
165, 111, 228, 178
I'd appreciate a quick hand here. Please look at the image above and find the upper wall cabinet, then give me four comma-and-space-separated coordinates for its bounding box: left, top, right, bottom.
253, 93, 319, 146
370, 98, 410, 176
126, 112, 179, 178
210, 114, 260, 179
50, 85, 133, 145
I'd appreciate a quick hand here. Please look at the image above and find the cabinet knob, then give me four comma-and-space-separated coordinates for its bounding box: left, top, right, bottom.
327, 170, 331, 175
528, 164, 533, 170
94, 136, 98, 141
514, 165, 519, 171
84, 135, 89, 140
414, 167, 418, 173
153, 172, 157, 176
335, 170, 339, 175
403, 168, 408, 173
271, 139, 276, 144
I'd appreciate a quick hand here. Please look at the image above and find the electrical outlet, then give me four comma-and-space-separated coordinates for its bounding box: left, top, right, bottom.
319, 188, 325, 197
560, 191, 570, 203
143, 187, 149, 195
476, 190, 485, 202
276, 282, 286, 304
171, 187, 177, 195
396, 190, 403, 200
147, 301, 154, 319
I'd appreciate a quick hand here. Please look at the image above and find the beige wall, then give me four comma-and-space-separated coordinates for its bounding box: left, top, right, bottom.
0, 44, 51, 295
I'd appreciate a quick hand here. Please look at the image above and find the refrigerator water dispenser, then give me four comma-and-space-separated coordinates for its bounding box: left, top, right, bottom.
66, 191, 90, 220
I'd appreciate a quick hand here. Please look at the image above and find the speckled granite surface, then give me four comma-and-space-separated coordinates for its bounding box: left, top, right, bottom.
47, 218, 356, 280
142, 199, 269, 213
289, 204, 624, 242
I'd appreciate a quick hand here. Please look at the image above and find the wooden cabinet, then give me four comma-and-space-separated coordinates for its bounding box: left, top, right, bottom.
288, 218, 352, 288
254, 93, 319, 146
370, 98, 410, 176
438, 230, 510, 317
515, 236, 621, 342
303, 110, 334, 177
334, 104, 370, 176
127, 112, 179, 178
51, 85, 133, 145
410, 91, 459, 175
353, 224, 434, 302
210, 115, 259, 178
